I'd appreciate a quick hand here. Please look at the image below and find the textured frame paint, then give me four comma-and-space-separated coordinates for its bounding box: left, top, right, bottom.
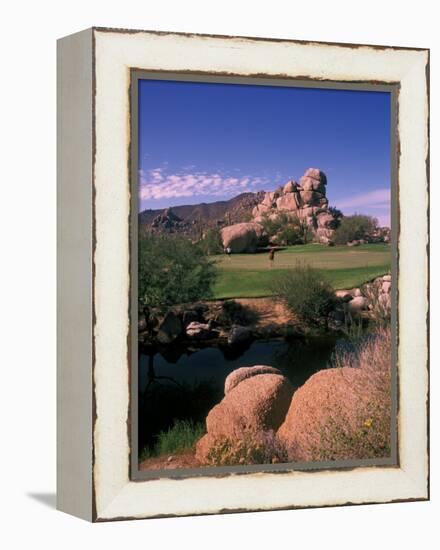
57, 28, 94, 521
92, 28, 429, 521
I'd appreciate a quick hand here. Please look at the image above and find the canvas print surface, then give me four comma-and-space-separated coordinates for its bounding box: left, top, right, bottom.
136, 78, 394, 473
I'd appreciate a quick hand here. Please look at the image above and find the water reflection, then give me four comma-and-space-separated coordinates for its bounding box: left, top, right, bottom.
138, 336, 342, 450
139, 336, 339, 394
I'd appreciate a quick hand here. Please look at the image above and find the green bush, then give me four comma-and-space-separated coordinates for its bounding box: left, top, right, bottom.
155, 419, 205, 456
333, 214, 378, 244
273, 263, 336, 325
277, 224, 303, 245
260, 213, 313, 245
259, 212, 289, 236
141, 419, 206, 459
138, 233, 217, 309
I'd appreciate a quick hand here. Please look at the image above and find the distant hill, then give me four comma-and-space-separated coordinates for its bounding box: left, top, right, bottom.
139, 191, 265, 237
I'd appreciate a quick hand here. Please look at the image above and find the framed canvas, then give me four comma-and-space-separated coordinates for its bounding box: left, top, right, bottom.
57, 27, 429, 522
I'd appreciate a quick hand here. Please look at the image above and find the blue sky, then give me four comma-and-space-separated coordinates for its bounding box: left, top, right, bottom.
138, 79, 391, 226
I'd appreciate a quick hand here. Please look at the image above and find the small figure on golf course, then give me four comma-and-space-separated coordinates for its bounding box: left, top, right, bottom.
268, 247, 276, 267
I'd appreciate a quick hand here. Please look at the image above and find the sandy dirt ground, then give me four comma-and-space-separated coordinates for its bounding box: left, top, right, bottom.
235, 297, 297, 327
139, 450, 200, 471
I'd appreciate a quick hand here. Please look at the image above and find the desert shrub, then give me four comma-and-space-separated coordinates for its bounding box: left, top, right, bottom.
141, 419, 206, 459
310, 327, 392, 460
273, 263, 336, 325
198, 228, 223, 255
341, 316, 367, 342
138, 233, 216, 309
261, 213, 312, 245
260, 212, 289, 236
333, 214, 378, 244
277, 224, 303, 245
363, 279, 391, 326
219, 300, 258, 326
205, 429, 288, 466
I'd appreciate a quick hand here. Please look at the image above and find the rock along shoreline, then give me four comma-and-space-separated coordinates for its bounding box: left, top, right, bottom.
138, 274, 391, 353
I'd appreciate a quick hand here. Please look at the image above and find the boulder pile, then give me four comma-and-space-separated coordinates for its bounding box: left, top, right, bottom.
150, 207, 191, 233
251, 168, 339, 245
196, 322, 391, 464
219, 168, 340, 251
139, 300, 259, 348
328, 274, 392, 328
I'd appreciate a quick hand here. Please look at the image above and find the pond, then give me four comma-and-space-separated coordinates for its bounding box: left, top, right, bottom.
138, 336, 342, 451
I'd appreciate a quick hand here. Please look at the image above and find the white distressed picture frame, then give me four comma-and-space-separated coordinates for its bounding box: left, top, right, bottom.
57, 27, 429, 522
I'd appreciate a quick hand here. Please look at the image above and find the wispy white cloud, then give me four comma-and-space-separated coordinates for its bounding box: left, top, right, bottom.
335, 188, 390, 227
336, 189, 390, 210
139, 167, 270, 201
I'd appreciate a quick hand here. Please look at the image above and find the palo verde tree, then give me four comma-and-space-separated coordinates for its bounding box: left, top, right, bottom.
138, 233, 217, 310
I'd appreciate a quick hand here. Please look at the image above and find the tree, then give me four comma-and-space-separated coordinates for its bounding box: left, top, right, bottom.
328, 206, 343, 228
138, 233, 217, 310
333, 214, 378, 244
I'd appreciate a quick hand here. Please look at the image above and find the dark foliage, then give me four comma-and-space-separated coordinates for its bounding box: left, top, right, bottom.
273, 263, 336, 325
333, 214, 378, 244
138, 233, 217, 310
219, 300, 258, 326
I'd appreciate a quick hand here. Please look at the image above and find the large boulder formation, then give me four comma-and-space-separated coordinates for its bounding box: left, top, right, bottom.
217, 168, 339, 251
277, 367, 368, 461
252, 168, 339, 244
220, 222, 268, 253
195, 370, 293, 463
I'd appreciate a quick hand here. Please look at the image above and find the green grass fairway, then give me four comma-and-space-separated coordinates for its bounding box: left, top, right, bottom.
212, 243, 391, 299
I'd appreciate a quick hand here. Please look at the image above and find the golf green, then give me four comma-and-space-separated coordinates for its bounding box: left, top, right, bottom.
211, 243, 391, 299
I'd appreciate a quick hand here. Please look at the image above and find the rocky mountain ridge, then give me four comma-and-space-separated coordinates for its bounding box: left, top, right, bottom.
139, 167, 389, 250
139, 192, 264, 238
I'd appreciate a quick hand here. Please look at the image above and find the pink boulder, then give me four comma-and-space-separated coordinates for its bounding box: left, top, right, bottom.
277, 367, 365, 461
224, 365, 283, 395
196, 373, 293, 463
220, 222, 266, 253
304, 168, 327, 185
276, 193, 300, 211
